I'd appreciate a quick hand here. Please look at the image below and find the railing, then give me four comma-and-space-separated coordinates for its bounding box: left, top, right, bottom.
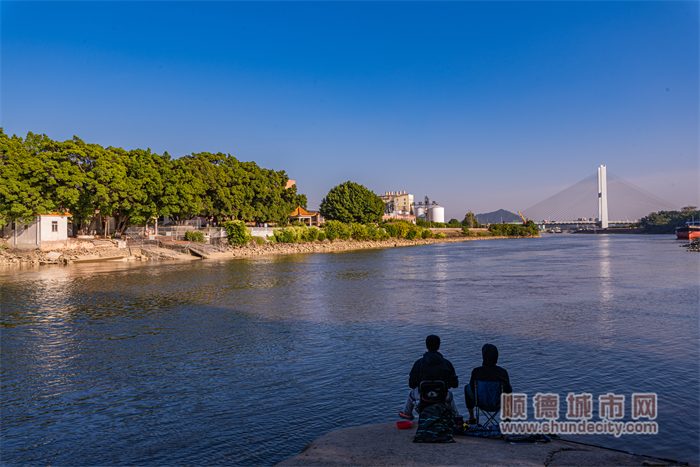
123, 226, 228, 244
123, 232, 161, 260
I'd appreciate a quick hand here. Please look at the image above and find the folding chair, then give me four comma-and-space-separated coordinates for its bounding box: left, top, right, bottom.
474, 380, 503, 426
418, 380, 448, 412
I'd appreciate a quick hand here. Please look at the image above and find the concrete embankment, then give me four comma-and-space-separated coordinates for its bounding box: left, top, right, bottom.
277, 422, 688, 467
0, 244, 196, 266
0, 234, 533, 267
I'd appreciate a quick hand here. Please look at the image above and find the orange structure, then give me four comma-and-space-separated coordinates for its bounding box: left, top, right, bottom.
289, 206, 324, 227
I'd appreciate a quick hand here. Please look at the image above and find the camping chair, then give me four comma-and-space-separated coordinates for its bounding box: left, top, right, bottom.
418, 380, 448, 412
473, 380, 503, 426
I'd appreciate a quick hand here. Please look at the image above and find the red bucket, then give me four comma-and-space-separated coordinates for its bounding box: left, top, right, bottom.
396, 421, 413, 429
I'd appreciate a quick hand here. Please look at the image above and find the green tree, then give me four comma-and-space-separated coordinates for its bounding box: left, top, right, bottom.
105, 147, 167, 235
1, 129, 309, 234
0, 130, 59, 225
640, 207, 699, 234
184, 152, 303, 225
161, 157, 207, 224
461, 211, 481, 229
319, 181, 384, 224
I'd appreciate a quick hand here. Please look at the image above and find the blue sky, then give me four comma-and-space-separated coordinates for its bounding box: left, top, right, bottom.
2, 1, 698, 219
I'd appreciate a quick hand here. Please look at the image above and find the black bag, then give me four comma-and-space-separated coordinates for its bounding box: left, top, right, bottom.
413, 402, 455, 443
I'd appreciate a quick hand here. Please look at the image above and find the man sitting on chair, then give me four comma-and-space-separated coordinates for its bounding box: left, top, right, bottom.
465, 343, 512, 424
399, 334, 462, 421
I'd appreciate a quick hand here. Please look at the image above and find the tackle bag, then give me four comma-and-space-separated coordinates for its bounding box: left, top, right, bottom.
413, 402, 455, 443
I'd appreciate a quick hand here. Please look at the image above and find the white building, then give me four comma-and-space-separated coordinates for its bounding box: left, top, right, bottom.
379, 190, 414, 215
3, 213, 71, 248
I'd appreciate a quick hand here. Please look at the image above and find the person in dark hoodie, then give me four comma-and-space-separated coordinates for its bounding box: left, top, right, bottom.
399, 334, 462, 421
464, 343, 512, 424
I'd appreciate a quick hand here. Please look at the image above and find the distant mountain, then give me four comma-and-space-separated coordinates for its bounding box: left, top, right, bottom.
474, 209, 521, 224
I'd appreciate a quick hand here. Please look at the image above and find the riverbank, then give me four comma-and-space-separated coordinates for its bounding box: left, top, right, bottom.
0, 234, 531, 267
572, 228, 645, 234
223, 234, 520, 259
277, 422, 692, 466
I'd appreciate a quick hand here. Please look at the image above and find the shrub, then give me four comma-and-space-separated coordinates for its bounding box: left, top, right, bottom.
274, 226, 307, 243
447, 218, 461, 227
394, 220, 413, 238
487, 223, 537, 236
322, 220, 344, 242
283, 229, 298, 243
421, 229, 434, 239
185, 231, 205, 243
477, 231, 491, 236
461, 226, 470, 235
351, 223, 369, 241
339, 223, 352, 240
434, 232, 446, 239
365, 223, 388, 241
405, 224, 422, 240
317, 231, 327, 242
417, 219, 446, 228
304, 227, 319, 242
384, 223, 398, 238
224, 220, 251, 246
254, 236, 266, 245
365, 223, 378, 240
383, 220, 417, 238
291, 221, 306, 227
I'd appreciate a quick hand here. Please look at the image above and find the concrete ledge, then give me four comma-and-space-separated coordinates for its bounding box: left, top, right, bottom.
277, 422, 683, 466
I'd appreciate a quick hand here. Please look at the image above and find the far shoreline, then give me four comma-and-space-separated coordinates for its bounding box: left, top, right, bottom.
0, 234, 538, 268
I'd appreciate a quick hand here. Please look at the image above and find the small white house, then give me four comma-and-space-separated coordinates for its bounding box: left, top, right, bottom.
5, 213, 71, 248
40, 214, 70, 242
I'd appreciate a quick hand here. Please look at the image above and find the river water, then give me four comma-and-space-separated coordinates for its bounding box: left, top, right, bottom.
1, 235, 698, 465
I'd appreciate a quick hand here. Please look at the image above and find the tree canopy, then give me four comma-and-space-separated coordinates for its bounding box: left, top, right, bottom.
461, 211, 482, 228
640, 206, 699, 234
319, 181, 384, 224
0, 129, 306, 233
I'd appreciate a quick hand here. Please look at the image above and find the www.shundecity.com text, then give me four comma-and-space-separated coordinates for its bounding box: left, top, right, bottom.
500, 419, 658, 437
496, 392, 658, 437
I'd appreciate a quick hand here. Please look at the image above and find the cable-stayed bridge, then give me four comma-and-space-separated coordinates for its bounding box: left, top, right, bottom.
521, 165, 677, 227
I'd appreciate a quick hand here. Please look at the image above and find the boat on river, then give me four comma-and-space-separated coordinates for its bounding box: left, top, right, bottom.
675, 220, 700, 240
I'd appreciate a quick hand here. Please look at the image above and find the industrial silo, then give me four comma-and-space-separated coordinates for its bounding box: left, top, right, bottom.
414, 206, 426, 219
429, 206, 445, 223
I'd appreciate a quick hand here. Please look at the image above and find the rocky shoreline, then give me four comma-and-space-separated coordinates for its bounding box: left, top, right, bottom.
681, 238, 700, 252
0, 234, 527, 268
224, 234, 518, 259
276, 422, 692, 466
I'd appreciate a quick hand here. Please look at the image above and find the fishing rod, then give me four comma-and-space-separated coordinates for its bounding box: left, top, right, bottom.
552, 435, 689, 466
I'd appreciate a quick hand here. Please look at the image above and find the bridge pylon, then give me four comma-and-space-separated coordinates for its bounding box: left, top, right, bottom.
598, 165, 608, 229
521, 165, 676, 225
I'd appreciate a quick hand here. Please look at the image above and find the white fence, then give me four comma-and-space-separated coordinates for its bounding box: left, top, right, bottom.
248, 227, 276, 238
